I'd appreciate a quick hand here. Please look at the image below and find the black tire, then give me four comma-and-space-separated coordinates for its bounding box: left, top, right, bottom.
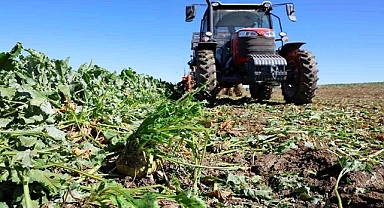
196, 50, 217, 102
250, 83, 273, 101
282, 49, 319, 105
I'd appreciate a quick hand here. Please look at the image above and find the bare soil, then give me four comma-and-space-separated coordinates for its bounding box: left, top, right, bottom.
252, 148, 384, 208
118, 83, 384, 207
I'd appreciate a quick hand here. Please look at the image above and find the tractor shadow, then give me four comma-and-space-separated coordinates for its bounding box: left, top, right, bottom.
210, 96, 284, 107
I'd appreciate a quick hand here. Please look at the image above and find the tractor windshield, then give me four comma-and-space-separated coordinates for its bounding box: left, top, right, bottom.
213, 8, 270, 45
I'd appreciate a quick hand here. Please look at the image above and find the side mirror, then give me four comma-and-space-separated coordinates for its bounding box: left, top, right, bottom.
185, 5, 196, 22
286, 4, 297, 22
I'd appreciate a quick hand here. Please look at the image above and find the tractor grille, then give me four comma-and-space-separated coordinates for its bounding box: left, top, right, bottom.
238, 36, 276, 57
249, 54, 287, 66
247, 54, 287, 82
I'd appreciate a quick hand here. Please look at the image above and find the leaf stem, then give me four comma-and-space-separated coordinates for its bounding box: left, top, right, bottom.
193, 130, 210, 195
75, 164, 102, 184
22, 170, 33, 208
0, 130, 43, 136
334, 168, 348, 208
49, 163, 104, 181
157, 154, 249, 170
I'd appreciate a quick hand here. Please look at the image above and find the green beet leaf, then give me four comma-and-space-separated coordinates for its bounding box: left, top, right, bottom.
45, 126, 66, 141
0, 118, 12, 128
0, 202, 9, 208
30, 169, 63, 195
0, 86, 16, 98
18, 136, 37, 148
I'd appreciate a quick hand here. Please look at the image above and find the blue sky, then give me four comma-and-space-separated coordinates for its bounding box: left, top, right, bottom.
1, 0, 383, 85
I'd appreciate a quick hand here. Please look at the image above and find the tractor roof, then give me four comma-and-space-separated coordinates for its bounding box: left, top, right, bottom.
211, 1, 272, 10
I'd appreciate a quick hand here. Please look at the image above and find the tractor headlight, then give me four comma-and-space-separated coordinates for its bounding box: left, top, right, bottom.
238, 31, 258, 37
264, 31, 275, 38
238, 30, 275, 38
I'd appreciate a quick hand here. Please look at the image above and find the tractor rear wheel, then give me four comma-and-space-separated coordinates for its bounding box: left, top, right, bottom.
282, 50, 319, 105
250, 83, 273, 101
196, 50, 217, 102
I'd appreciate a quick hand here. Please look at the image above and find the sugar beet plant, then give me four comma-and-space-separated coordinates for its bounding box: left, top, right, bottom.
0, 43, 207, 207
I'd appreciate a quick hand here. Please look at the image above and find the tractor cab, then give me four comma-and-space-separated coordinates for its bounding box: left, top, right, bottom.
186, 1, 295, 43
212, 7, 273, 65
187, 1, 295, 67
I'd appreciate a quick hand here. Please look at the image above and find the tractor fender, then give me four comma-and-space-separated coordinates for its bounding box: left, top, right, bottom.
278, 42, 306, 57
198, 42, 217, 51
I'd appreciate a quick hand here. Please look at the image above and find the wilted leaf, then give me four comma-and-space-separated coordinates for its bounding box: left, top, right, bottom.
275, 140, 298, 154
207, 189, 233, 202
61, 98, 76, 112
377, 134, 384, 142
219, 120, 232, 131
228, 130, 241, 137
293, 186, 313, 201
72, 147, 92, 159
227, 173, 246, 186
244, 187, 272, 200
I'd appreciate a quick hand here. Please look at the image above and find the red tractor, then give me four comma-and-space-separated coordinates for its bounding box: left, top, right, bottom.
183, 1, 319, 104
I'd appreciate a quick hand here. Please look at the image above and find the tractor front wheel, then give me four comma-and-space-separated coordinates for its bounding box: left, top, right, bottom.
282, 50, 319, 105
196, 50, 217, 102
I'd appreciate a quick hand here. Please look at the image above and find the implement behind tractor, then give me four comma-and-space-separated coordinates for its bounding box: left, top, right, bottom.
181, 0, 319, 104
